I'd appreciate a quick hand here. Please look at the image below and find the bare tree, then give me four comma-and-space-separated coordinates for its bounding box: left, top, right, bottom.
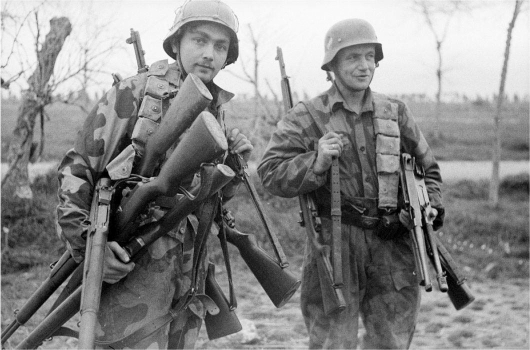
228, 23, 281, 148
412, 0, 474, 140
2, 15, 72, 199
489, 0, 526, 206
1, 1, 127, 200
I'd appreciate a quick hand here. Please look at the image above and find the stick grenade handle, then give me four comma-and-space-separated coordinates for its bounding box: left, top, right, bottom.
78, 178, 113, 349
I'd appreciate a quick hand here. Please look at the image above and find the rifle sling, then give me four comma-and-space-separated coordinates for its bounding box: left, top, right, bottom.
301, 101, 343, 288
218, 204, 237, 308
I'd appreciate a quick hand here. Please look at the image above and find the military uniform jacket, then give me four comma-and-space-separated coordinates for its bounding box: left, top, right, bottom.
56, 60, 234, 262
258, 84, 443, 214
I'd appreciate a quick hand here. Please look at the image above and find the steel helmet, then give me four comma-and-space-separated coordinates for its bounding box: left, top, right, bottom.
163, 0, 239, 66
321, 18, 383, 71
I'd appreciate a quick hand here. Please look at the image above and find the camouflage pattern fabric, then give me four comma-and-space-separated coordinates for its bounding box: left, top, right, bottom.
258, 85, 442, 349
301, 218, 420, 349
55, 61, 234, 348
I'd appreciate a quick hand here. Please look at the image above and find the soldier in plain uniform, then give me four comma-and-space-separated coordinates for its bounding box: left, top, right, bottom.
55, 0, 252, 348
258, 18, 445, 349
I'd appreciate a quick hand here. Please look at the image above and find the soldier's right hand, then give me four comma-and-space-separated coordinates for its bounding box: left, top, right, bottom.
313, 132, 344, 175
103, 241, 135, 284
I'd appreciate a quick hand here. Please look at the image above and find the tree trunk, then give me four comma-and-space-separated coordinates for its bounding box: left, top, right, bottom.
434, 41, 443, 140
489, 0, 522, 206
1, 17, 72, 200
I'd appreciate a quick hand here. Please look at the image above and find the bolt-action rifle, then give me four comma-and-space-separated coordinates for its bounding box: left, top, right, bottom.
276, 47, 346, 315
400, 153, 475, 310
126, 28, 148, 73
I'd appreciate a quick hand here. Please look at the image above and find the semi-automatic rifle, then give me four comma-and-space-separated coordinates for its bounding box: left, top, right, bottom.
276, 47, 346, 315
400, 153, 475, 310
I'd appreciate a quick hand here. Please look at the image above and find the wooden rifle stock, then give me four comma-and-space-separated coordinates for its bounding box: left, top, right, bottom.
204, 263, 242, 340
224, 153, 289, 268
221, 223, 301, 308
12, 165, 235, 349
431, 235, 475, 310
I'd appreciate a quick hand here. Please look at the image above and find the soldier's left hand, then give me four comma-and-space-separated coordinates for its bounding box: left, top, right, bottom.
228, 128, 253, 163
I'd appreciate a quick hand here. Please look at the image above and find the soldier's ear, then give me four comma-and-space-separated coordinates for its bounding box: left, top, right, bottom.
171, 40, 178, 54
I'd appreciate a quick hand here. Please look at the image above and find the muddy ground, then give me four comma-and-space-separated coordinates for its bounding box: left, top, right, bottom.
1, 257, 528, 349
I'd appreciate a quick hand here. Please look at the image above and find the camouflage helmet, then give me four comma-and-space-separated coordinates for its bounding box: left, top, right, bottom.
321, 18, 383, 71
163, 0, 239, 66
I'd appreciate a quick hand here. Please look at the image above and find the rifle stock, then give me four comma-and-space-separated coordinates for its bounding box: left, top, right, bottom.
12, 164, 235, 350
432, 235, 475, 310
221, 224, 301, 308
204, 263, 242, 340
114, 111, 227, 241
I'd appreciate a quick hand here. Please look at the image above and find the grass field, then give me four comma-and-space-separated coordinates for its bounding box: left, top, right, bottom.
1, 96, 528, 349
1, 97, 529, 162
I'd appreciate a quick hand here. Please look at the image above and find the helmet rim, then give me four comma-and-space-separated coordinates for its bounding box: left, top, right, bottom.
321, 18, 383, 71
163, 0, 239, 65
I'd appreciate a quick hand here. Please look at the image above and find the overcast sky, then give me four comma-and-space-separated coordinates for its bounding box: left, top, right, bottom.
2, 0, 529, 101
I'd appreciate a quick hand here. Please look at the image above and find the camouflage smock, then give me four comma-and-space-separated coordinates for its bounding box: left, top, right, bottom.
55, 60, 234, 348
258, 85, 443, 349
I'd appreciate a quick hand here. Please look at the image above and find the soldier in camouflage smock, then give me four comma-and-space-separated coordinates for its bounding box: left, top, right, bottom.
56, 1, 252, 348
258, 19, 444, 349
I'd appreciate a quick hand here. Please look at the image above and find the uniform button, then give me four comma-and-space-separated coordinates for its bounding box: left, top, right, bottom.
365, 177, 370, 183
151, 106, 159, 112
158, 64, 164, 69
147, 129, 153, 135
360, 146, 365, 152
158, 83, 164, 89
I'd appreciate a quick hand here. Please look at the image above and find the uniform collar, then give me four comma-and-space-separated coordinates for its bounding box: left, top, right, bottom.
327, 84, 374, 115
167, 61, 235, 108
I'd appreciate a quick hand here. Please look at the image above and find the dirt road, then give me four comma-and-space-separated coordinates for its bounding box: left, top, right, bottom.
2, 261, 528, 349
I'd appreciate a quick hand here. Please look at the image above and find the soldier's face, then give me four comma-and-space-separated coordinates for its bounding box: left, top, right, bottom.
177, 23, 230, 83
332, 44, 376, 93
